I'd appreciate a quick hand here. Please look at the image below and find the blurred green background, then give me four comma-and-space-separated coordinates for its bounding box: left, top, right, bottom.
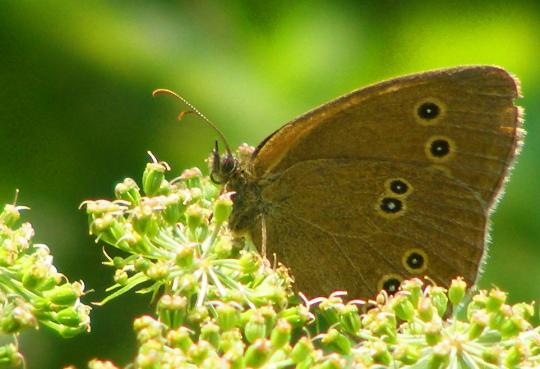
0, 1, 538, 368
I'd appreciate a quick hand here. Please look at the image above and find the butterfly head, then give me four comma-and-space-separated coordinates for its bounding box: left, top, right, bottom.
210, 141, 239, 184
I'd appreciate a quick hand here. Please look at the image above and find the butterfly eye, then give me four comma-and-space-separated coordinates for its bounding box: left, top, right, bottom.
221, 155, 237, 174
378, 274, 403, 294
402, 248, 428, 274
417, 102, 440, 120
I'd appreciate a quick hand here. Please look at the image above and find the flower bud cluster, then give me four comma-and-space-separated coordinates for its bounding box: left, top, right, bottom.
0, 203, 90, 366
84, 155, 291, 308
80, 157, 540, 368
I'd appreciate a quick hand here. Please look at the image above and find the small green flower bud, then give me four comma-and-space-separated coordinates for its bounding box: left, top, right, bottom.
44, 284, 80, 306
213, 195, 233, 225
22, 265, 49, 290
513, 302, 535, 322
370, 312, 397, 341
322, 328, 352, 355
55, 307, 83, 327
245, 312, 267, 343
136, 346, 161, 369
189, 339, 211, 365
189, 187, 203, 203
217, 303, 240, 331
162, 193, 186, 225
175, 244, 196, 268
482, 346, 502, 366
429, 286, 448, 317
279, 305, 312, 327
429, 341, 450, 369
200, 322, 220, 348
0, 204, 20, 227
400, 278, 423, 306
222, 349, 244, 369
424, 321, 442, 346
158, 180, 172, 195
319, 354, 345, 369
132, 205, 159, 238
133, 315, 161, 332
391, 294, 415, 322
468, 310, 488, 340
112, 256, 125, 268
504, 341, 526, 368
488, 303, 511, 330
258, 305, 276, 332
0, 344, 22, 367
36, 275, 61, 291
115, 178, 141, 204
501, 316, 528, 338
0, 249, 15, 267
157, 294, 187, 328
318, 297, 342, 326
145, 262, 169, 281
245, 339, 271, 368
296, 357, 315, 369
371, 341, 391, 366
214, 238, 233, 258
114, 269, 129, 285
339, 304, 361, 334
270, 319, 291, 349
186, 204, 204, 231
167, 327, 193, 352
58, 324, 88, 338
178, 273, 197, 296
394, 343, 420, 365
0, 305, 36, 333
291, 337, 314, 364
448, 278, 467, 306
467, 291, 488, 320
142, 162, 166, 196
137, 325, 162, 344
180, 167, 203, 188
219, 329, 244, 353
134, 257, 151, 272
418, 297, 435, 322
486, 288, 507, 313
187, 306, 209, 326
239, 252, 260, 274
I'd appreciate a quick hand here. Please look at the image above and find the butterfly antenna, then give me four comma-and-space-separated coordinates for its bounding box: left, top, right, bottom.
153, 88, 233, 156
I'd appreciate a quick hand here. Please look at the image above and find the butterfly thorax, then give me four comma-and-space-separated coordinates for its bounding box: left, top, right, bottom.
227, 173, 264, 234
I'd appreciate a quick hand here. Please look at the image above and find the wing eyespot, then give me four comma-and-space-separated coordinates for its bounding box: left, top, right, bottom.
385, 178, 413, 197
376, 196, 406, 219
402, 248, 429, 274
378, 274, 403, 294
425, 136, 456, 163
414, 98, 446, 126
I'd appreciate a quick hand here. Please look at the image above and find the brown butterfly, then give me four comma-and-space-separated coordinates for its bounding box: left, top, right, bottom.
166, 65, 524, 298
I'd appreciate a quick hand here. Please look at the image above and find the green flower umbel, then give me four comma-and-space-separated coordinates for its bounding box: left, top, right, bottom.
81, 153, 540, 369
0, 202, 91, 367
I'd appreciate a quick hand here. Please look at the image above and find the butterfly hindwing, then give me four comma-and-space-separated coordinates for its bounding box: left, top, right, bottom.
249, 159, 486, 297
